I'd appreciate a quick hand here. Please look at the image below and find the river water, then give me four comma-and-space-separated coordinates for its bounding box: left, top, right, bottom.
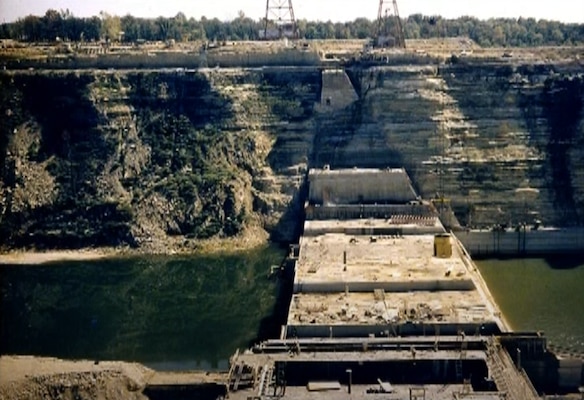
0, 246, 284, 371
1, 251, 583, 369
476, 256, 584, 353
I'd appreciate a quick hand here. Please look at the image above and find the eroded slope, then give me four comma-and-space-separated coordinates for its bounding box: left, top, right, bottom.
1, 59, 583, 251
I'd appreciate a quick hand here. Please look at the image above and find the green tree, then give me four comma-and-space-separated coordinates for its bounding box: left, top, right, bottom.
42, 9, 64, 41
492, 25, 506, 46
121, 14, 140, 42
22, 15, 42, 41
2, 9, 584, 46
100, 11, 121, 42
352, 17, 373, 39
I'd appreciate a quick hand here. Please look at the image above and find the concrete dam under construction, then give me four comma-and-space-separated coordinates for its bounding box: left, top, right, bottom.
1, 38, 584, 398
146, 167, 582, 399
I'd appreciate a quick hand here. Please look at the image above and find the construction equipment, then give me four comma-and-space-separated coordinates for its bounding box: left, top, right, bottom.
262, 0, 298, 40
374, 0, 406, 48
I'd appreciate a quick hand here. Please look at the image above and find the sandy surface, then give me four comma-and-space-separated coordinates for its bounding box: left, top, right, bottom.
0, 249, 122, 265
0, 356, 153, 400
0, 356, 152, 385
0, 226, 271, 266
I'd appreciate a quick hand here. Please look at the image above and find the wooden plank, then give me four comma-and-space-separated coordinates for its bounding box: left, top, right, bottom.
307, 381, 341, 391
377, 378, 394, 393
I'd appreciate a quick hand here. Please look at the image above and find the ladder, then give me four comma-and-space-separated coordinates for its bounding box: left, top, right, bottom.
455, 359, 463, 382
455, 333, 468, 382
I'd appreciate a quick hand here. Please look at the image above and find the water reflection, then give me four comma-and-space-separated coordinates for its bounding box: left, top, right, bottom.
0, 246, 284, 370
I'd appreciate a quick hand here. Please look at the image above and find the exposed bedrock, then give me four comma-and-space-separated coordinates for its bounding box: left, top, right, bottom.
318, 62, 584, 228
0, 59, 582, 250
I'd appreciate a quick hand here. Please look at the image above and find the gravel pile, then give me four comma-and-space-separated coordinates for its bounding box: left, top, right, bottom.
0, 369, 148, 400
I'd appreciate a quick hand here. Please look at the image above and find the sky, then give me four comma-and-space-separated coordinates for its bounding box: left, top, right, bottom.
1, 0, 583, 24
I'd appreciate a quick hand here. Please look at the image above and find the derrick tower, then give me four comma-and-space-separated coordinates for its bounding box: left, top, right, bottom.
376, 0, 406, 48
263, 0, 298, 39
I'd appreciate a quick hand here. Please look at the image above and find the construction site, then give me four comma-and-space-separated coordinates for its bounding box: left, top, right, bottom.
216, 167, 571, 400
1, 0, 584, 399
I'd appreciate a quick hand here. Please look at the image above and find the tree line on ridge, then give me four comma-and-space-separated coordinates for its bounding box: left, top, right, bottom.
1, 9, 583, 47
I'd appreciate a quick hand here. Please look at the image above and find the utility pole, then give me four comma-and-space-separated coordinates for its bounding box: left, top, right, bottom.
376, 0, 406, 48
263, 0, 298, 40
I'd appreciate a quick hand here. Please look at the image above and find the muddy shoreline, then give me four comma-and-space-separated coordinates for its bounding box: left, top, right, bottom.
0, 249, 123, 265
0, 226, 274, 265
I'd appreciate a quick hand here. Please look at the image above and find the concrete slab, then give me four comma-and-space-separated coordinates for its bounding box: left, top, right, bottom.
304, 217, 444, 236
235, 350, 488, 364
287, 291, 495, 326
308, 168, 418, 205
295, 233, 472, 289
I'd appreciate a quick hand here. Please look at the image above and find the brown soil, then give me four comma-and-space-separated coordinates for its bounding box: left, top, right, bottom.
0, 249, 122, 265
0, 224, 272, 265
0, 356, 153, 400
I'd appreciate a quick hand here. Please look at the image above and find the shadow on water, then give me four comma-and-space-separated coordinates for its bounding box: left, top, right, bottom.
473, 253, 584, 270
255, 175, 309, 344
253, 255, 295, 346
476, 257, 584, 353
544, 254, 584, 270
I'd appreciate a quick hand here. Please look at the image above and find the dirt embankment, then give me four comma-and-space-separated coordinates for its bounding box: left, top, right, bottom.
0, 224, 270, 265
0, 66, 312, 252
0, 356, 153, 400
0, 249, 119, 265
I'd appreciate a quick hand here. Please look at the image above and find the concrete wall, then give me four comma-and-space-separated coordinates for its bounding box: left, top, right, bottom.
206, 49, 321, 68
305, 203, 436, 220
286, 321, 501, 338
455, 228, 584, 257
318, 69, 358, 110
2, 49, 321, 70
293, 279, 475, 293
4, 52, 205, 69
303, 224, 444, 236
557, 358, 584, 390
308, 168, 418, 205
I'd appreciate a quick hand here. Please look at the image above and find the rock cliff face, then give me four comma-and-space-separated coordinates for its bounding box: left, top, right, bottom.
319, 62, 584, 228
0, 69, 319, 250
0, 58, 583, 250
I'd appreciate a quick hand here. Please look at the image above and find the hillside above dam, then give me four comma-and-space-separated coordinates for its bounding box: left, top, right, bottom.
0, 42, 583, 252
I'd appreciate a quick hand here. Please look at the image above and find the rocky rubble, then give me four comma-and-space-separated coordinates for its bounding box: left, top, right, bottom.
0, 369, 149, 400
0, 356, 153, 400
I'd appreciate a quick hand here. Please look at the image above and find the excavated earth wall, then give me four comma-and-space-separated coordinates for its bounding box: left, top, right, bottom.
0, 55, 583, 251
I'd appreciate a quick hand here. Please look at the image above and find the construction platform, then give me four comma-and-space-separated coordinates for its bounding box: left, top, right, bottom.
151, 168, 584, 399
224, 168, 542, 400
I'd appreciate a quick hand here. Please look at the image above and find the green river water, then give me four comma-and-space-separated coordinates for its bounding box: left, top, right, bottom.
476, 257, 584, 353
0, 245, 284, 371
1, 251, 583, 370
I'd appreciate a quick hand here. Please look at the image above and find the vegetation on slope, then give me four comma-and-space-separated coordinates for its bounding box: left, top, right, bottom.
0, 71, 260, 249
0, 72, 135, 249
0, 68, 321, 251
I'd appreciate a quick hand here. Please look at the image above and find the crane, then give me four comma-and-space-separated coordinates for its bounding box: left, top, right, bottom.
375, 0, 406, 48
263, 0, 298, 40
